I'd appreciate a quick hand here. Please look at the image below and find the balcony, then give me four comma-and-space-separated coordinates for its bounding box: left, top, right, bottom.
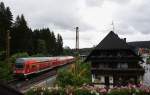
92, 67, 143, 71
91, 67, 145, 75
90, 57, 140, 62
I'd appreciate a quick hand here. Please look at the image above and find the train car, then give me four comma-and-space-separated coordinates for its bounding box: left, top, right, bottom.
14, 56, 75, 77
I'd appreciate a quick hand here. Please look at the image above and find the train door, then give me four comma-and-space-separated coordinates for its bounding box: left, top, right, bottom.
52, 60, 57, 67
31, 64, 37, 72
25, 64, 30, 74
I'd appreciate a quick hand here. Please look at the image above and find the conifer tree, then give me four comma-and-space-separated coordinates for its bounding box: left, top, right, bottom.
56, 34, 63, 55
0, 2, 13, 51
11, 15, 33, 54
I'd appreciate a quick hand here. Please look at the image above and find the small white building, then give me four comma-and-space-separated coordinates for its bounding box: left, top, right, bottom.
139, 48, 150, 86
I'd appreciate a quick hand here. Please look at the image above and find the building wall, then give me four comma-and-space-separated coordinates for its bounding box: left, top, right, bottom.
92, 74, 114, 88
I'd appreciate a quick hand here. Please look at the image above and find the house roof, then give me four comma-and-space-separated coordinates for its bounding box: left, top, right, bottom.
128, 41, 150, 48
95, 31, 129, 50
85, 31, 143, 62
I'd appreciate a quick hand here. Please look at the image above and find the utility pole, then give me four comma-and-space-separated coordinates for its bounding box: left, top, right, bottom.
6, 30, 10, 63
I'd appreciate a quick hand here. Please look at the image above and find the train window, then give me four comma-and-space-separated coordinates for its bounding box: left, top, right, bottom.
15, 63, 24, 69
32, 64, 36, 68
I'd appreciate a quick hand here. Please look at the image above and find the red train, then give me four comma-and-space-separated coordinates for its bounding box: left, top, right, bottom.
14, 56, 75, 77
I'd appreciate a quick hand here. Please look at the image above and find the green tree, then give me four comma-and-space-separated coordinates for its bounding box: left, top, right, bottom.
33, 29, 59, 56
0, 61, 12, 81
37, 39, 47, 55
0, 2, 13, 51
9, 52, 29, 63
10, 15, 33, 54
50, 31, 57, 55
56, 60, 91, 87
56, 34, 63, 55
63, 46, 74, 55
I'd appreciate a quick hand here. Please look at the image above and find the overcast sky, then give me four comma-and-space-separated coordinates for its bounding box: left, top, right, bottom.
2, 0, 150, 48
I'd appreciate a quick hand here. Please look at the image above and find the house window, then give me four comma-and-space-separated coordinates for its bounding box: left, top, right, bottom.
117, 63, 128, 69
117, 52, 121, 57
94, 75, 103, 83
99, 64, 104, 68
122, 63, 128, 69
92, 63, 99, 68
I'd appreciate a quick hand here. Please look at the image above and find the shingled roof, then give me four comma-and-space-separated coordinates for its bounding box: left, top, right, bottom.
128, 41, 150, 48
85, 31, 143, 62
95, 31, 129, 50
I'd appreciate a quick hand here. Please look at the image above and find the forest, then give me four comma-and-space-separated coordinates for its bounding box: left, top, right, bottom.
0, 2, 64, 61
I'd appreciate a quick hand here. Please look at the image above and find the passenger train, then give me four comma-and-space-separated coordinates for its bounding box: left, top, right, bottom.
14, 56, 75, 77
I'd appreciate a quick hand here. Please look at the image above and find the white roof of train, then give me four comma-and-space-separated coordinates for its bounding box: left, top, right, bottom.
16, 56, 74, 63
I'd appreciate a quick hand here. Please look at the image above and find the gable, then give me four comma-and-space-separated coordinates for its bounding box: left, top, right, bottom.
95, 31, 129, 50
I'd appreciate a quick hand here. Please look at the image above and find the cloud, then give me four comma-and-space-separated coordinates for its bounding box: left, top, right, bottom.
85, 0, 104, 7
85, 0, 150, 35
2, 0, 150, 48
112, 0, 150, 35
3, 0, 93, 31
109, 0, 130, 4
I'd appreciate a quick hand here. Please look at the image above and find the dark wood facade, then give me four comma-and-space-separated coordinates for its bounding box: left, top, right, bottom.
86, 31, 144, 87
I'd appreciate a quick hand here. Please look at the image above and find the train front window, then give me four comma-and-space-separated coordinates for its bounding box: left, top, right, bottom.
15, 58, 25, 69
15, 63, 24, 69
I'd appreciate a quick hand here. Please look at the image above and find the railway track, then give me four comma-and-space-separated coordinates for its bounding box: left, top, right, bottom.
8, 69, 57, 92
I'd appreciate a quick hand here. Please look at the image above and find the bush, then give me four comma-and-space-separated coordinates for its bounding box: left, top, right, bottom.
26, 87, 52, 95
108, 87, 150, 95
0, 51, 5, 61
56, 69, 74, 87
74, 89, 96, 95
26, 87, 66, 95
51, 88, 66, 95
26, 86, 150, 95
9, 52, 29, 63
31, 53, 45, 57
0, 61, 12, 81
108, 88, 130, 95
56, 60, 91, 87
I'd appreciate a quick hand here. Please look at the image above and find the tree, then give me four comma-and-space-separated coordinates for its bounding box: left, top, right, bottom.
0, 61, 12, 81
56, 34, 63, 55
36, 39, 47, 55
9, 52, 29, 63
50, 31, 57, 55
0, 2, 13, 51
56, 59, 91, 87
10, 15, 33, 54
33, 28, 57, 55
0, 2, 64, 56
63, 46, 74, 55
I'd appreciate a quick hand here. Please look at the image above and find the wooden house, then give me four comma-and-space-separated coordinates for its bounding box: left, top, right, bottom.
86, 31, 145, 88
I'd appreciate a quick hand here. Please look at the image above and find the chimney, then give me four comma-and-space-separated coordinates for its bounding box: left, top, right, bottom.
123, 38, 126, 42
75, 27, 79, 50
